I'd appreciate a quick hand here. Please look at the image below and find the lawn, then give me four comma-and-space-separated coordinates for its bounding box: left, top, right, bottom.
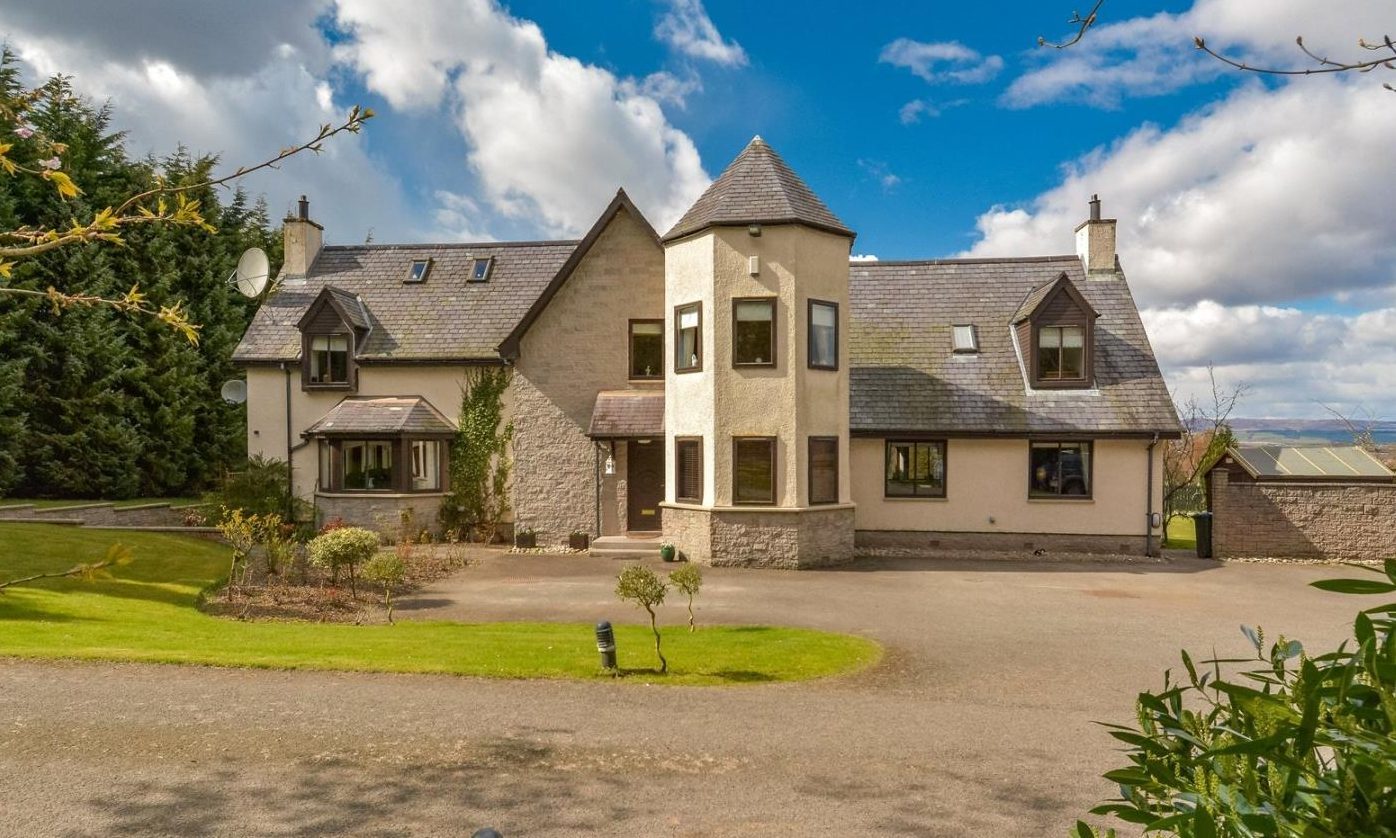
0, 524, 879, 686
1164, 515, 1198, 552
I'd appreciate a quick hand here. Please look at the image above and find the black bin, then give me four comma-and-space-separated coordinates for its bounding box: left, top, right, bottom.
1193, 511, 1214, 559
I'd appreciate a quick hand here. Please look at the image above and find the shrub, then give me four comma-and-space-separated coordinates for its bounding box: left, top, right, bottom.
362, 553, 407, 624
616, 565, 668, 674
307, 527, 380, 597
668, 564, 703, 632
214, 508, 259, 597
1077, 560, 1396, 837
203, 455, 309, 520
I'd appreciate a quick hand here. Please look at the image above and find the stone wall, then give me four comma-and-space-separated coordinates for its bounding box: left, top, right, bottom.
315, 493, 446, 538
664, 504, 855, 569
855, 529, 1146, 555
1210, 468, 1396, 560
0, 502, 209, 527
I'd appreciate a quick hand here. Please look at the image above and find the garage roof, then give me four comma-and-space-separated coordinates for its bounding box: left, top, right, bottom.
1226, 444, 1394, 481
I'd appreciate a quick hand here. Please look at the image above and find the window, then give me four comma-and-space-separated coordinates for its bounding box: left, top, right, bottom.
342, 440, 394, 491
675, 437, 703, 503
952, 324, 978, 353
470, 257, 493, 282
406, 259, 431, 283
885, 440, 946, 498
1037, 325, 1085, 381
733, 298, 775, 366
1029, 441, 1092, 498
732, 436, 776, 505
318, 441, 333, 490
411, 440, 440, 491
808, 300, 838, 369
308, 334, 350, 385
808, 437, 838, 505
629, 320, 663, 380
675, 303, 702, 372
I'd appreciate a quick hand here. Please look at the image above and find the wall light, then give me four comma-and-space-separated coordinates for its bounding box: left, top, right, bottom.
747, 224, 762, 237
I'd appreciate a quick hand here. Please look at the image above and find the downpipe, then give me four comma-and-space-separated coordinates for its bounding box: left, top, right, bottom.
1145, 433, 1160, 557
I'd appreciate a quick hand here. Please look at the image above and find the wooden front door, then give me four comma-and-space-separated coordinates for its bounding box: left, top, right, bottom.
627, 439, 664, 532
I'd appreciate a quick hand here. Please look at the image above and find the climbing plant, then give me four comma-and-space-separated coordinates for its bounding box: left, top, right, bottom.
440, 367, 513, 542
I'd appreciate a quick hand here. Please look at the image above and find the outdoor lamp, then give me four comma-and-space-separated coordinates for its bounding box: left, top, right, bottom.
603, 453, 616, 475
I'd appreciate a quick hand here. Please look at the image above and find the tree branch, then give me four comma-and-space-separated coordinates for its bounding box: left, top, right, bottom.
1038, 0, 1107, 49
1195, 35, 1396, 91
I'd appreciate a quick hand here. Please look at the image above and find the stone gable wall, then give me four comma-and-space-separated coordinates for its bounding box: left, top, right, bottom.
1210, 468, 1396, 560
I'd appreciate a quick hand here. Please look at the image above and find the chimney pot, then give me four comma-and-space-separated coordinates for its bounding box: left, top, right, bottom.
298, 195, 309, 221
1089, 194, 1101, 221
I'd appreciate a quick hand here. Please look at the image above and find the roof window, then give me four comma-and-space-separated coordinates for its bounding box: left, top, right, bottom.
470, 257, 493, 282
952, 324, 978, 353
405, 259, 431, 284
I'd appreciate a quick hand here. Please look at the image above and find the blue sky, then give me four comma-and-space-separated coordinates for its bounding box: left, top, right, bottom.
3, 0, 1395, 418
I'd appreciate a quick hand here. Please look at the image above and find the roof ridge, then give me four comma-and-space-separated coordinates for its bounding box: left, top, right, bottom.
321, 239, 580, 251
851, 254, 1080, 267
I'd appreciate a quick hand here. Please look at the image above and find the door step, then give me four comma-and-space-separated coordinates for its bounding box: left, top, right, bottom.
589, 535, 663, 560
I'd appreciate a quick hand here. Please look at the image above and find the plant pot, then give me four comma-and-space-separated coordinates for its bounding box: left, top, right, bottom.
514, 532, 536, 549
568, 533, 590, 550
659, 544, 677, 562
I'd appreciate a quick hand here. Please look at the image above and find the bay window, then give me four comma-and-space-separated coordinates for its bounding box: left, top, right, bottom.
733, 298, 775, 367
732, 436, 776, 505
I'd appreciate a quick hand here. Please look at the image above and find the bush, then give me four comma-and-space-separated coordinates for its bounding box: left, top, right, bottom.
616, 565, 668, 673
362, 553, 407, 624
1078, 560, 1396, 837
203, 455, 309, 520
668, 564, 703, 632
307, 527, 380, 597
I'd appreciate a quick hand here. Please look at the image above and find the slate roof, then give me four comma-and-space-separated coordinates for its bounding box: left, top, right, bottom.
849, 256, 1181, 436
233, 239, 578, 363
303, 396, 456, 436
588, 390, 665, 438
324, 286, 371, 331
663, 136, 854, 242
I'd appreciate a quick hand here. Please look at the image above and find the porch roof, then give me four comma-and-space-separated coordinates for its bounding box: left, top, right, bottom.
588, 390, 664, 439
303, 396, 456, 437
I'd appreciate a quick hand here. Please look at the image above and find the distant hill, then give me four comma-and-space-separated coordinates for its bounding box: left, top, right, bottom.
1206, 418, 1396, 445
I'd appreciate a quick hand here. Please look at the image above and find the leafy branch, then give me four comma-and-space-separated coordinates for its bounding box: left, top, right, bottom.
0, 543, 133, 593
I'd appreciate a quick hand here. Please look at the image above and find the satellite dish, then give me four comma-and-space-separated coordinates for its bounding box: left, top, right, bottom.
233, 247, 270, 298
220, 379, 247, 405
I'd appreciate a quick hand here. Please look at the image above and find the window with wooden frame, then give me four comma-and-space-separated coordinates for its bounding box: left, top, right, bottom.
675, 302, 702, 373
1037, 325, 1086, 381
628, 319, 663, 380
732, 436, 776, 505
732, 297, 775, 367
675, 437, 703, 503
318, 437, 449, 494
1028, 441, 1092, 499
884, 440, 947, 498
307, 334, 351, 386
808, 436, 838, 505
808, 299, 838, 370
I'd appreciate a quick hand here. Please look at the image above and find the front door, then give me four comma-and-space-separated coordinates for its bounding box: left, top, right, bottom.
627, 439, 664, 532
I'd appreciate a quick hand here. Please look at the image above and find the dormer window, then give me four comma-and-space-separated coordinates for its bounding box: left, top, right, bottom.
1037, 325, 1085, 381
952, 324, 978, 354
470, 257, 493, 282
406, 259, 431, 283
308, 335, 350, 385
1013, 273, 1097, 390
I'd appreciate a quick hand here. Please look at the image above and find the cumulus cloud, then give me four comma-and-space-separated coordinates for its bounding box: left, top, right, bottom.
961, 79, 1396, 309
332, 0, 712, 236
898, 98, 968, 125
1007, 0, 1394, 108
654, 0, 748, 67
879, 39, 1003, 85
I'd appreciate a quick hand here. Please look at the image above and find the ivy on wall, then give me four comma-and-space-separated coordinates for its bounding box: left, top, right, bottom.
440, 367, 513, 542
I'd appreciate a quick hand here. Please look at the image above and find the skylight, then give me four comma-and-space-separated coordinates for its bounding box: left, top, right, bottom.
405, 259, 431, 283
952, 324, 978, 353
470, 257, 493, 282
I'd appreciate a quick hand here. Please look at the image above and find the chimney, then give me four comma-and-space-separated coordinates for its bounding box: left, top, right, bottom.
1074, 193, 1116, 275
282, 194, 323, 277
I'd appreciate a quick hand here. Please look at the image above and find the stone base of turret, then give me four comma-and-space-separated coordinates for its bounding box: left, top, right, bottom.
661, 504, 855, 569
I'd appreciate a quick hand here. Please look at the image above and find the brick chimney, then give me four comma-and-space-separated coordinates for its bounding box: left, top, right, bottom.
282, 194, 323, 277
1074, 194, 1116, 274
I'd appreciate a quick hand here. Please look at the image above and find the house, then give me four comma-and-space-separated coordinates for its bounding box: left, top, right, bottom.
233, 137, 1181, 566
1207, 443, 1396, 560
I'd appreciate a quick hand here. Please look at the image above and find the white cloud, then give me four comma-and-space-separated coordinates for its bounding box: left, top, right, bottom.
961, 79, 1396, 309
857, 159, 901, 192
332, 0, 712, 237
1008, 0, 1394, 108
850, 254, 880, 262
654, 0, 748, 67
898, 98, 968, 125
879, 39, 1003, 85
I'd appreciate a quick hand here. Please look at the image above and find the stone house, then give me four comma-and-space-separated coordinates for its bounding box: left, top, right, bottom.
233, 137, 1181, 566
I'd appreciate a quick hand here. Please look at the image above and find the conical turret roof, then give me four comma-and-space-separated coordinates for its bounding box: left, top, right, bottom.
663, 136, 854, 242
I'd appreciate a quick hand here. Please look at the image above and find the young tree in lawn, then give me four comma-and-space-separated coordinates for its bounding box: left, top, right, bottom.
362, 553, 406, 624
668, 563, 703, 632
616, 565, 669, 673
1162, 365, 1247, 544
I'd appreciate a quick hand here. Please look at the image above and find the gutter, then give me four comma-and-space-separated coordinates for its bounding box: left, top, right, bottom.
1145, 432, 1160, 557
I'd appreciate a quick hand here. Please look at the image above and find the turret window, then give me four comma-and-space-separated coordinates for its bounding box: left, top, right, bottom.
733, 298, 775, 367
675, 303, 702, 373
732, 436, 776, 505
808, 300, 838, 369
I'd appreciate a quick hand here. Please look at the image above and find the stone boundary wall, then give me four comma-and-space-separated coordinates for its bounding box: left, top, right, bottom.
1209, 469, 1396, 560
0, 502, 208, 527
855, 529, 1147, 556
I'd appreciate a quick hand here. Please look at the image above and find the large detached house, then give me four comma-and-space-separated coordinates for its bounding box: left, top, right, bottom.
233, 137, 1181, 567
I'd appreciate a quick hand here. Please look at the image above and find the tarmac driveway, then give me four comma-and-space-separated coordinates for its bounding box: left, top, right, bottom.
0, 552, 1362, 837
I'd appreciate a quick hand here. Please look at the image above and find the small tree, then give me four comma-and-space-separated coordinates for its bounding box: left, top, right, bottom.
616, 564, 668, 674
307, 526, 379, 598
668, 564, 703, 632
215, 507, 259, 598
1163, 365, 1247, 544
362, 552, 406, 624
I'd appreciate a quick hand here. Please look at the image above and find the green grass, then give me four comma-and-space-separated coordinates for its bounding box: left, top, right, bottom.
1164, 515, 1198, 552
0, 497, 201, 509
0, 524, 879, 686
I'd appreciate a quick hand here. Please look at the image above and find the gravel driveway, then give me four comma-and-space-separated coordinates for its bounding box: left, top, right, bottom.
0, 552, 1360, 837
